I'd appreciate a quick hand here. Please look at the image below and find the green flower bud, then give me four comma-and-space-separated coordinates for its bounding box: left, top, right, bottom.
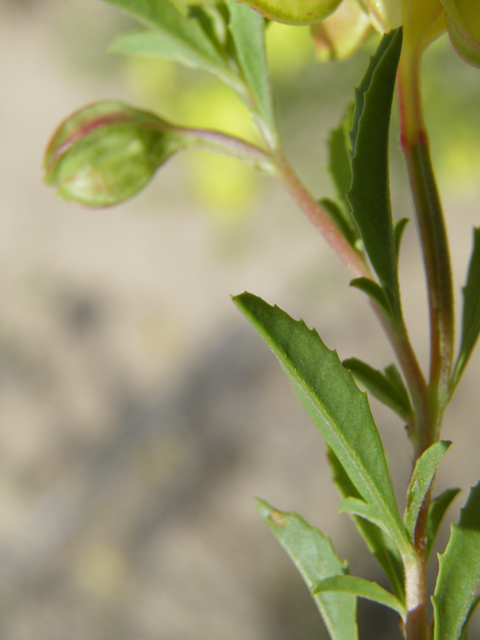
44, 101, 186, 207
240, 0, 343, 26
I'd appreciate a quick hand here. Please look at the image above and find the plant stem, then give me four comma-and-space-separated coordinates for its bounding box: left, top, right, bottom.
396, 19, 453, 639
273, 150, 428, 425
180, 127, 277, 175
405, 554, 428, 640
397, 42, 454, 448
273, 150, 373, 280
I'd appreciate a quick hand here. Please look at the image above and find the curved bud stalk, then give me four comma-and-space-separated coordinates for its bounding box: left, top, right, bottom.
239, 0, 342, 25
44, 101, 275, 208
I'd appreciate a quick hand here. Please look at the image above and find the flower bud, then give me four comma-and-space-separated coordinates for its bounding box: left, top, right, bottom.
44, 101, 186, 207
240, 0, 343, 26
441, 0, 480, 67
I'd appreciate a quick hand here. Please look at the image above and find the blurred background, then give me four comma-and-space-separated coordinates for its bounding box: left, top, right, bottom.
1, 1, 480, 638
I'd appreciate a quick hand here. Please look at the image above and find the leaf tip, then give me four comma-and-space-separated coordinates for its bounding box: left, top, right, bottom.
254, 498, 288, 526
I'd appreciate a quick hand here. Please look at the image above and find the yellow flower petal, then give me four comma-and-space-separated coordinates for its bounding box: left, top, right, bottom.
311, 0, 372, 61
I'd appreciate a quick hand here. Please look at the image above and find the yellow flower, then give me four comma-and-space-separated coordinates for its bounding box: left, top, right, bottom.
241, 0, 480, 68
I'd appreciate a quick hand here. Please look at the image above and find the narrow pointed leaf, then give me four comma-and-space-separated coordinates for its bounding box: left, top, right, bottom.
394, 218, 409, 260
404, 441, 451, 541
233, 292, 409, 556
188, 4, 229, 56
347, 29, 402, 315
320, 198, 359, 248
328, 448, 405, 602
104, 0, 239, 88
256, 499, 358, 640
327, 103, 354, 213
451, 228, 480, 391
350, 278, 391, 318
312, 575, 406, 619
343, 357, 413, 423
433, 481, 480, 640
225, 0, 277, 143
339, 497, 392, 536
384, 364, 410, 400
426, 488, 461, 562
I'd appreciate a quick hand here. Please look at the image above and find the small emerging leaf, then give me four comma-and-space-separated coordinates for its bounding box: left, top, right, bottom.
433, 481, 480, 640
233, 292, 409, 556
343, 357, 413, 423
451, 228, 480, 392
339, 497, 392, 537
394, 218, 409, 260
327, 103, 354, 213
188, 4, 229, 57
105, 0, 242, 91
328, 448, 405, 602
320, 198, 359, 248
312, 575, 406, 619
225, 0, 278, 144
256, 499, 358, 640
350, 278, 391, 318
426, 488, 461, 562
404, 441, 451, 541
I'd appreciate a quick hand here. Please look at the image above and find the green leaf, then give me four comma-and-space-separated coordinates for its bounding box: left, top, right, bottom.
451, 228, 480, 392
384, 363, 409, 398
343, 357, 413, 423
404, 441, 451, 541
426, 488, 461, 562
394, 218, 409, 260
104, 0, 240, 89
187, 4, 229, 57
161, 0, 217, 17
320, 198, 359, 248
327, 103, 354, 213
233, 292, 410, 557
339, 497, 392, 535
347, 29, 403, 316
256, 499, 358, 640
312, 575, 406, 619
327, 449, 405, 602
350, 277, 391, 317
225, 0, 277, 145
460, 596, 480, 640
433, 481, 480, 640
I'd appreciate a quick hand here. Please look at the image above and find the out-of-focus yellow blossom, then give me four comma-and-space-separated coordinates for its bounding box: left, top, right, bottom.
310, 0, 372, 61
240, 0, 480, 68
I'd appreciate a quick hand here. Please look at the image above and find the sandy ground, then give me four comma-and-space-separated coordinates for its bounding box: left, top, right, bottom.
1, 1, 480, 639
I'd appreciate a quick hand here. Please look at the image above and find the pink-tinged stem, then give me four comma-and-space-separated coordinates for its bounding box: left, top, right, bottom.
273, 150, 371, 280
397, 46, 454, 451
274, 150, 428, 425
